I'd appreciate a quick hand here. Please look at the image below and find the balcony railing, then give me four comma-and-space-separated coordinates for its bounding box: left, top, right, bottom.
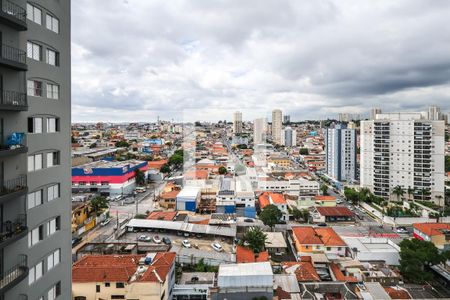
0, 214, 27, 249
0, 254, 27, 294
0, 175, 27, 197
1, 0, 26, 22
0, 133, 27, 157
0, 44, 27, 69
0, 90, 27, 109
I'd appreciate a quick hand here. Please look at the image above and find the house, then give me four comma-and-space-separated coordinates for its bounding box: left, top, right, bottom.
413, 223, 450, 249
172, 272, 216, 300
312, 206, 354, 223
282, 257, 321, 282
291, 226, 347, 258
176, 186, 201, 212
159, 190, 180, 209
264, 232, 288, 256
343, 237, 400, 265
72, 252, 176, 300
273, 274, 301, 300
235, 245, 269, 263
298, 195, 336, 208
259, 192, 289, 221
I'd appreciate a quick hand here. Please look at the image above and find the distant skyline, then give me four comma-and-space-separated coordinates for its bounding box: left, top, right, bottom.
72, 0, 450, 122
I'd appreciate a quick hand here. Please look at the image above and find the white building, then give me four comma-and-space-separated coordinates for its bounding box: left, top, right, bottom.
360, 112, 445, 204
124, 130, 141, 140
253, 117, 268, 144
325, 124, 357, 182
428, 105, 442, 121
370, 108, 382, 120
272, 109, 283, 144
233, 111, 243, 134
281, 126, 297, 147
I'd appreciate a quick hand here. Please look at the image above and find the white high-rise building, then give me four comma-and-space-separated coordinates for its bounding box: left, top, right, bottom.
272, 109, 283, 144
254, 118, 268, 144
360, 112, 445, 205
370, 108, 382, 120
233, 111, 243, 134
281, 127, 297, 147
428, 105, 442, 121
325, 124, 357, 182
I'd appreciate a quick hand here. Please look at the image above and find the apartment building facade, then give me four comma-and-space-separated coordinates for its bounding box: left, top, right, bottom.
360, 112, 445, 204
325, 124, 357, 182
232, 111, 242, 135
271, 109, 282, 144
0, 1, 71, 299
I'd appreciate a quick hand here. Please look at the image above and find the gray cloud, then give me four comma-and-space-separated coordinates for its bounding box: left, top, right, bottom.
72, 0, 450, 122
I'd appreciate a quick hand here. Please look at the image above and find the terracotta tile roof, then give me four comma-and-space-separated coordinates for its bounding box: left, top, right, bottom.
329, 263, 358, 282
314, 195, 337, 201
236, 245, 269, 263
160, 190, 180, 199
259, 192, 286, 208
259, 193, 271, 209
147, 211, 177, 221
413, 223, 450, 237
282, 260, 321, 282
292, 226, 346, 247
316, 206, 354, 217
147, 160, 168, 169
184, 170, 209, 180
275, 286, 292, 299
384, 287, 411, 299
315, 227, 347, 246
270, 193, 287, 204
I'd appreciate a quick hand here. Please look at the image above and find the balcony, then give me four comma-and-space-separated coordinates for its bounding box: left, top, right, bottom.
0, 175, 27, 204
0, 214, 27, 249
0, 0, 27, 31
0, 44, 27, 71
0, 254, 28, 295
0, 133, 27, 157
0, 90, 27, 111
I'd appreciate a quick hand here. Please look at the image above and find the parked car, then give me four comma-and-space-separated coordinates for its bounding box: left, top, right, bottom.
183, 232, 190, 237
100, 218, 111, 227
162, 237, 171, 245
72, 237, 82, 248
138, 235, 151, 242
336, 199, 343, 204
182, 240, 191, 248
136, 187, 146, 193
153, 235, 162, 244
395, 227, 408, 234
211, 242, 223, 252
317, 223, 328, 227
244, 218, 254, 223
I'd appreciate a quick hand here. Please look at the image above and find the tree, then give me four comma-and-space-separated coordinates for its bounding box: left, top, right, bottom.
115, 141, 130, 148
392, 185, 405, 202
290, 207, 310, 223
320, 184, 328, 196
89, 142, 97, 148
90, 196, 108, 213
399, 238, 447, 283
407, 186, 415, 201
218, 166, 227, 175
241, 227, 267, 253
299, 148, 309, 155
135, 169, 146, 186
344, 187, 359, 203
160, 164, 171, 174
445, 155, 450, 172
259, 204, 282, 230
357, 188, 371, 204
169, 154, 183, 167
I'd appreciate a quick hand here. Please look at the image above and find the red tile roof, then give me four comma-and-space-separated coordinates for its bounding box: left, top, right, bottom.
315, 227, 347, 247
160, 190, 180, 199
413, 223, 450, 237
236, 245, 269, 263
282, 260, 321, 282
147, 211, 177, 221
329, 263, 358, 283
259, 192, 286, 208
147, 160, 168, 169
292, 226, 346, 247
184, 170, 209, 180
316, 206, 354, 217
314, 195, 337, 201
384, 287, 411, 299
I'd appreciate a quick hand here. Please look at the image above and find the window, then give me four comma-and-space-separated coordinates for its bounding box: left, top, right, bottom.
27, 41, 42, 61
46, 83, 59, 99
116, 282, 125, 288
47, 249, 60, 271
48, 282, 61, 300
96, 285, 100, 293
28, 117, 43, 133
46, 117, 60, 133
27, 80, 43, 97
28, 190, 43, 209
28, 225, 44, 247
28, 153, 43, 172
46, 14, 59, 33
47, 217, 60, 236
105, 283, 110, 287
46, 49, 59, 66
46, 151, 60, 168
28, 260, 43, 285
27, 3, 42, 24
47, 184, 60, 201
111, 296, 125, 300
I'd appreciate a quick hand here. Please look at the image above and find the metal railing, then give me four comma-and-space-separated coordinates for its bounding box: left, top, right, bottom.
0, 213, 26, 244
0, 89, 27, 107
1, 44, 26, 64
0, 254, 27, 291
1, 0, 26, 22
0, 134, 27, 153
0, 175, 26, 196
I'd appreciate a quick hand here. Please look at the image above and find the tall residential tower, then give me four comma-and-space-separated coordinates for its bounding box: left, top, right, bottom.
232, 111, 242, 134
271, 109, 282, 144
325, 124, 357, 182
0, 1, 71, 299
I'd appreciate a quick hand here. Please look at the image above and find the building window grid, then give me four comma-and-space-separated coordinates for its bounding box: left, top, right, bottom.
27, 3, 42, 24
27, 41, 42, 61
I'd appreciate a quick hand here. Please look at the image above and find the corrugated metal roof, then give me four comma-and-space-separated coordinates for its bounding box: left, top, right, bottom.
218, 262, 273, 288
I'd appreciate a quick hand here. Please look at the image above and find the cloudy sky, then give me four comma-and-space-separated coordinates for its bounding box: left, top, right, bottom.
72, 0, 450, 122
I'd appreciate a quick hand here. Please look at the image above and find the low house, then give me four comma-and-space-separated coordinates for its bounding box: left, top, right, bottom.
298, 195, 336, 208
291, 226, 348, 258
172, 272, 216, 300
312, 206, 354, 223
176, 186, 201, 212
282, 257, 321, 282
343, 237, 400, 265
259, 192, 289, 221
264, 232, 288, 256
235, 245, 269, 263
413, 223, 450, 250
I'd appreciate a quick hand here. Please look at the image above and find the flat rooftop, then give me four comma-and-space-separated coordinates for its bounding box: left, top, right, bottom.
74, 159, 145, 169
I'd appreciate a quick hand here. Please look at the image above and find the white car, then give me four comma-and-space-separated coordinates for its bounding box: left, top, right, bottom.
336, 199, 343, 204
395, 227, 408, 234
100, 218, 111, 227
211, 242, 223, 252
182, 240, 191, 248
152, 235, 162, 244
138, 235, 151, 242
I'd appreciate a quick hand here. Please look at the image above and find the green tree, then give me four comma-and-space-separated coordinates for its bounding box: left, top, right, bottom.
320, 184, 328, 196
218, 166, 227, 175
169, 154, 183, 166
135, 169, 146, 186
259, 204, 282, 230
392, 185, 405, 201
90, 196, 108, 212
290, 207, 309, 223
344, 187, 359, 203
115, 141, 130, 148
299, 148, 309, 155
399, 238, 447, 283
160, 164, 171, 174
445, 155, 450, 172
89, 142, 97, 148
241, 227, 267, 253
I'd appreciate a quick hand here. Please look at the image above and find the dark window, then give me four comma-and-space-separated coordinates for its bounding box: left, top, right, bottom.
39, 225, 44, 240
56, 216, 61, 230
55, 281, 61, 297
111, 296, 125, 299
116, 282, 125, 288
105, 282, 110, 287
96, 285, 100, 293
74, 297, 87, 300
